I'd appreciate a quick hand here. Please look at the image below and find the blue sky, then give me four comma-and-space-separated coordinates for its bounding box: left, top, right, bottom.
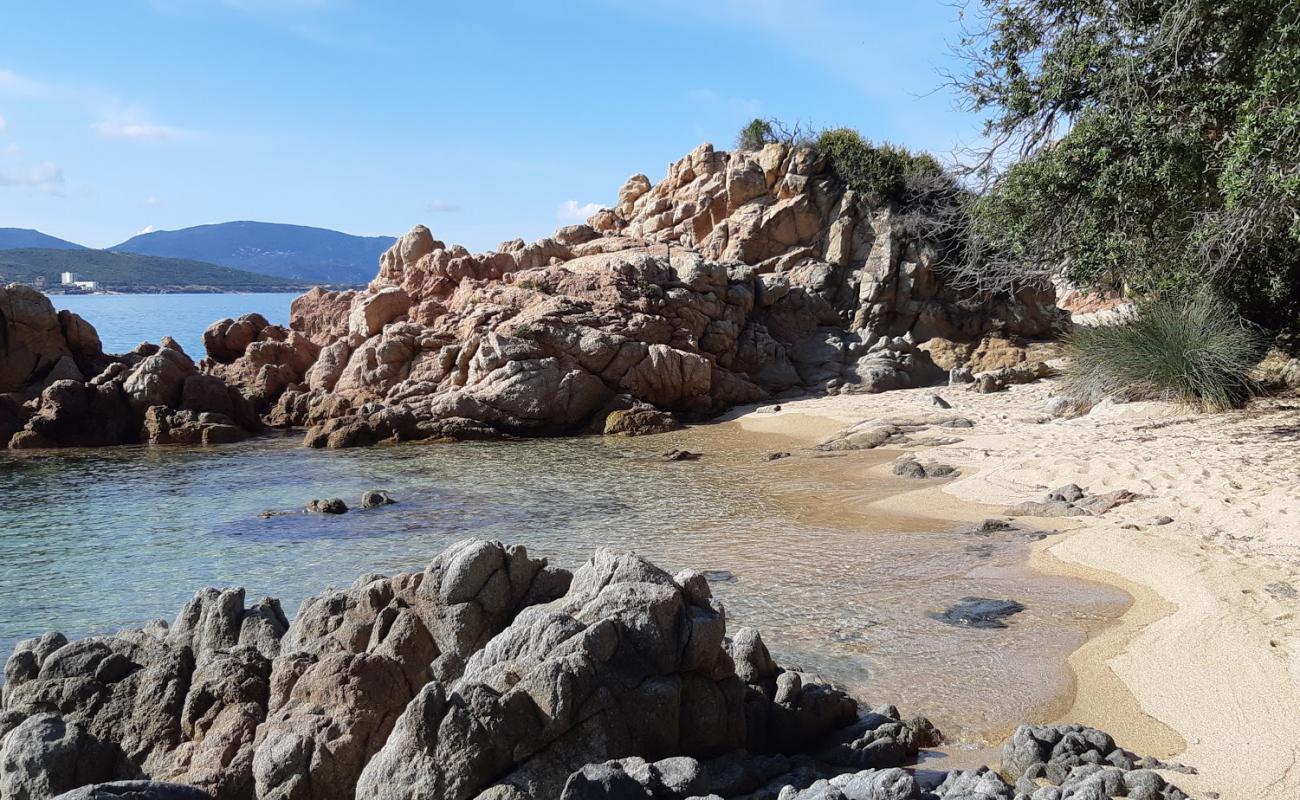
0, 1, 981, 250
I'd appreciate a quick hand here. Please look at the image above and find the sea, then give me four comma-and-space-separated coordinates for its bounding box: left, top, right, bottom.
50, 292, 301, 358
0, 293, 1126, 746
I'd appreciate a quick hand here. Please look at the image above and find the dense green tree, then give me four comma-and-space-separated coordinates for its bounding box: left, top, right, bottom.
951, 0, 1300, 341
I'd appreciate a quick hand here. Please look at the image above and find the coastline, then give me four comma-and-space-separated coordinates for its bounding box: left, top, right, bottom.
725, 378, 1300, 800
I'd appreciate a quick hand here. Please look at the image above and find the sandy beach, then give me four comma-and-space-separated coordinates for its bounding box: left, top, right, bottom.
729, 377, 1300, 800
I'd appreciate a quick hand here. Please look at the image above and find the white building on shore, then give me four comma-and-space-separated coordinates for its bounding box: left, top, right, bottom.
60, 271, 99, 291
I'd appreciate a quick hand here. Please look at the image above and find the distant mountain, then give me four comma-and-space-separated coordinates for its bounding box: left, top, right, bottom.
0, 228, 86, 250
113, 221, 395, 285
0, 248, 311, 293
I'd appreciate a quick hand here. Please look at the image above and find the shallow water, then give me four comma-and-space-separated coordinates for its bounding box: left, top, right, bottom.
0, 423, 1127, 745
50, 292, 299, 356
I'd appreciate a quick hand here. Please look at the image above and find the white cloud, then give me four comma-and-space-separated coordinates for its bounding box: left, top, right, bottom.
4, 143, 18, 154
145, 195, 163, 206
93, 119, 181, 141
0, 161, 64, 192
137, 225, 158, 235
427, 199, 462, 213
557, 200, 604, 223
0, 115, 7, 133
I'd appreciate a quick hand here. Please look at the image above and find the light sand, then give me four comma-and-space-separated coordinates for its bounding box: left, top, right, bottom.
726, 380, 1300, 799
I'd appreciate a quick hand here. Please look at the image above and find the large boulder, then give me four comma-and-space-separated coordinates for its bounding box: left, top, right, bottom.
0, 285, 79, 394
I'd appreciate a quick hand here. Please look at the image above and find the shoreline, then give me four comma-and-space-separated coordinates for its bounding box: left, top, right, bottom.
725, 379, 1300, 800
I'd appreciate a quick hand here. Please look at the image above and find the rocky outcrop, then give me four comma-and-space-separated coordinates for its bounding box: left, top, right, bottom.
0, 541, 1187, 800
200, 315, 320, 412
0, 286, 263, 450
266, 142, 1064, 447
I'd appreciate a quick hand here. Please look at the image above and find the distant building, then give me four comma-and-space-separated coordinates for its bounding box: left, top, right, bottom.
59, 271, 98, 291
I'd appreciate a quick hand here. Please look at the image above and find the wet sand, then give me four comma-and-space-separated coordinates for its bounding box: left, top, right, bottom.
660, 418, 1131, 757
727, 380, 1300, 800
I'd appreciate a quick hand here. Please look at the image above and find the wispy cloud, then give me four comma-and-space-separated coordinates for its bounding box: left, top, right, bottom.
145, 195, 163, 206
93, 119, 181, 141
136, 225, 158, 235
0, 115, 8, 133
4, 143, 18, 155
0, 161, 65, 193
687, 87, 762, 115
1, 67, 190, 144
558, 200, 603, 223
0, 68, 54, 99
428, 199, 462, 213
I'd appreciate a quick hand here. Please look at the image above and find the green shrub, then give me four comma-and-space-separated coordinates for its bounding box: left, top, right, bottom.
814, 128, 945, 205
736, 118, 776, 151
515, 278, 552, 294
1063, 292, 1265, 411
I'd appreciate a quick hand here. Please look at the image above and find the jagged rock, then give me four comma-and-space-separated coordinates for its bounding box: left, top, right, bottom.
274, 141, 1064, 447
2, 290, 261, 450
1006, 486, 1137, 518
200, 315, 321, 412
53, 782, 212, 800
0, 542, 1189, 800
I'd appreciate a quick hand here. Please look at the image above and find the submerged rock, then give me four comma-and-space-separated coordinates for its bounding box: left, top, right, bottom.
929, 598, 1026, 629
304, 497, 348, 514
659, 448, 701, 461
360, 490, 396, 509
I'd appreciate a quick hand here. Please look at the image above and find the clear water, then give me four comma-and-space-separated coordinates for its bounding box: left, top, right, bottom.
49, 293, 299, 357
0, 422, 1128, 745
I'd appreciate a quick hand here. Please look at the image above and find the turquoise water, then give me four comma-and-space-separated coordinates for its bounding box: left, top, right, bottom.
50, 292, 300, 357
0, 421, 1127, 742
1, 292, 1128, 742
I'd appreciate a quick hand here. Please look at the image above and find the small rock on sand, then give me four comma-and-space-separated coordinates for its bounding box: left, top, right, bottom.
1265, 581, 1297, 599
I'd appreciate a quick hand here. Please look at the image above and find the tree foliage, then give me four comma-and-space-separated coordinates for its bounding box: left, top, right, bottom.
950, 0, 1300, 341
736, 118, 776, 151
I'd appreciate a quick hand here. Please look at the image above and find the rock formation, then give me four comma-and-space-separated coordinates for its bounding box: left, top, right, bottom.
254, 142, 1064, 447
0, 285, 263, 450
0, 541, 1188, 800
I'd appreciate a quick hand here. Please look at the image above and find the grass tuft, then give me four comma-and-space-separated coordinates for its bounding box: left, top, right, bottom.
1064, 291, 1265, 411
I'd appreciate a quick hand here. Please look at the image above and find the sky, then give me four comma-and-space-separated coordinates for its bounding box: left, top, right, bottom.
0, 0, 984, 251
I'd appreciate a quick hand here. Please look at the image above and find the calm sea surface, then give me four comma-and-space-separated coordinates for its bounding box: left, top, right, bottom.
50, 292, 300, 357
0, 293, 1127, 746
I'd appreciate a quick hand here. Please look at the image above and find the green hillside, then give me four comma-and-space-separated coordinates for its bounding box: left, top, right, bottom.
0, 248, 313, 293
